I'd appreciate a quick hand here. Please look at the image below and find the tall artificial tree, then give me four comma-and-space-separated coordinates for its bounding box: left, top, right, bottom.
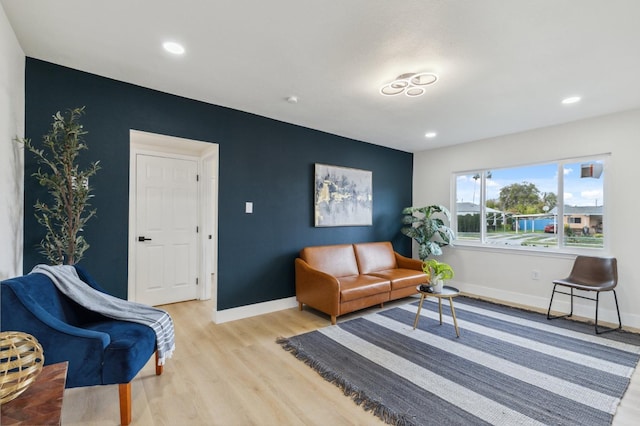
21, 107, 100, 265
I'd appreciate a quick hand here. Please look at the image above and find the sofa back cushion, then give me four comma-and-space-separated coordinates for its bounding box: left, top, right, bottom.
300, 244, 359, 277
354, 242, 398, 274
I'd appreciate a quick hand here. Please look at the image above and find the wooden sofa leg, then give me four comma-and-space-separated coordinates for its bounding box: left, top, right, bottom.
119, 382, 132, 426
155, 351, 163, 375
298, 302, 303, 311
331, 315, 337, 325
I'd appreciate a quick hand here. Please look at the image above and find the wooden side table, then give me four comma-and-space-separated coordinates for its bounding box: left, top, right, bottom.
1, 361, 68, 426
413, 285, 461, 337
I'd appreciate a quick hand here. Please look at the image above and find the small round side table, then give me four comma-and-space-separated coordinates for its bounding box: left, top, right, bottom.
413, 285, 460, 337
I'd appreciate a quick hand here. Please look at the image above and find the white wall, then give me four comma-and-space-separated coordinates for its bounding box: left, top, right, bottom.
0, 4, 25, 279
414, 108, 640, 329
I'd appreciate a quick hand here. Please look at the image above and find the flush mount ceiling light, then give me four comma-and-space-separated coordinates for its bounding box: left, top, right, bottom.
424, 132, 437, 138
163, 41, 185, 55
380, 72, 438, 97
562, 96, 581, 104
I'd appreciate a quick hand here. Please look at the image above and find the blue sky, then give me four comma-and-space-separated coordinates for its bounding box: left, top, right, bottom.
456, 161, 604, 207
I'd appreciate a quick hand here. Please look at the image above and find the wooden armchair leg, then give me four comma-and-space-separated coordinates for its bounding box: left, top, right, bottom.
118, 382, 132, 425
155, 351, 163, 375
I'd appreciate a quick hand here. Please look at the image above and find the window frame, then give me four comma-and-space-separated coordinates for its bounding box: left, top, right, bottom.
451, 154, 609, 256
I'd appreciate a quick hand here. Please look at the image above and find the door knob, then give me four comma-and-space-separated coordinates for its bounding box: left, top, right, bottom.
138, 236, 152, 242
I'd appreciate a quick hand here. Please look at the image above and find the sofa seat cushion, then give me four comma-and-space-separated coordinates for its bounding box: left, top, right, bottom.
353, 242, 397, 274
300, 244, 359, 277
339, 275, 391, 302
84, 320, 156, 385
367, 269, 427, 290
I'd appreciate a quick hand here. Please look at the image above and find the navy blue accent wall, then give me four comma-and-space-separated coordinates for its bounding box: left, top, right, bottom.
24, 58, 413, 309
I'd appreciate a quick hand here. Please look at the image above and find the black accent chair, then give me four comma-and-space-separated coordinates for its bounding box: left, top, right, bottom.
547, 255, 621, 334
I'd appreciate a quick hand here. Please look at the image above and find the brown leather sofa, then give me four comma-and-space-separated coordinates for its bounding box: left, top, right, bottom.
295, 241, 427, 324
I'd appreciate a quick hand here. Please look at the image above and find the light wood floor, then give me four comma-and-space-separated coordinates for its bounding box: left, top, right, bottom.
62, 297, 640, 425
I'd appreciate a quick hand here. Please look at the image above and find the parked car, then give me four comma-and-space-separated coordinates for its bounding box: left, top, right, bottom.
544, 223, 557, 233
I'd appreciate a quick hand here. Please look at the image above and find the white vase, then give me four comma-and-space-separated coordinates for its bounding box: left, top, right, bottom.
431, 278, 444, 293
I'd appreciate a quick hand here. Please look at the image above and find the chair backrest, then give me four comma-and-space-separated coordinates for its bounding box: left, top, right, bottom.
567, 256, 617, 290
2, 273, 84, 326
1, 265, 106, 327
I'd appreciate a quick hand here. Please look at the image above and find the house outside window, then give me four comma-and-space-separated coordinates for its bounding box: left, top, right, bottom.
453, 156, 606, 251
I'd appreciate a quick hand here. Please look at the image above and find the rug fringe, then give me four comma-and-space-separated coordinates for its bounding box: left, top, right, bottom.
276, 337, 415, 426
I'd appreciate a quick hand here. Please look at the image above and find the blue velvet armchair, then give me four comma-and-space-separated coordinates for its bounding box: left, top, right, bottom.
0, 265, 162, 425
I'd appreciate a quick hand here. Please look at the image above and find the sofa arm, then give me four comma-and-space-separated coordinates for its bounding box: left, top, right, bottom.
295, 258, 341, 317
394, 252, 424, 271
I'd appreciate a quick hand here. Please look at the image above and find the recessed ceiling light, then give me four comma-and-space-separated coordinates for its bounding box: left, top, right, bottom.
561, 96, 581, 105
163, 41, 185, 55
425, 132, 437, 138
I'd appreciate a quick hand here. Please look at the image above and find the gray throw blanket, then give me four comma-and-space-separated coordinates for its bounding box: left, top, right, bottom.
31, 264, 175, 365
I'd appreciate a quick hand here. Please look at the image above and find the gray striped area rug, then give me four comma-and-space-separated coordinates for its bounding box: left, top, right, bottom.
278, 297, 640, 425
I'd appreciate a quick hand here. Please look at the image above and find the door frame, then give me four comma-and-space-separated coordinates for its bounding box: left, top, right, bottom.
128, 130, 219, 305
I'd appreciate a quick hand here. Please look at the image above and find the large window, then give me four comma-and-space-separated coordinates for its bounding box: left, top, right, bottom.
454, 156, 606, 251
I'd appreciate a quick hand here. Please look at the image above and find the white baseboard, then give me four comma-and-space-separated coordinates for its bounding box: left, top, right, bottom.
456, 281, 551, 312
455, 280, 640, 330
213, 296, 298, 324
212, 284, 640, 330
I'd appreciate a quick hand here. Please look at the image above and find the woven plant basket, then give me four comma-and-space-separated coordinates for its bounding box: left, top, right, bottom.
0, 331, 45, 404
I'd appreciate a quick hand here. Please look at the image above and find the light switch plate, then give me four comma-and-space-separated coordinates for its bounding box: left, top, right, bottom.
245, 202, 253, 214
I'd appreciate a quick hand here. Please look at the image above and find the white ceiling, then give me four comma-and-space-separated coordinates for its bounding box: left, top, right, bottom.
3, 0, 640, 153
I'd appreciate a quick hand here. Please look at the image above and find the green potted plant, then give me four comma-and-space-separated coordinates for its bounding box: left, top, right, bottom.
422, 259, 454, 293
401, 205, 455, 261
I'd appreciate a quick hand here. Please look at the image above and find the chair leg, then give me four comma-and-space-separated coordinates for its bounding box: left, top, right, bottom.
547, 285, 574, 320
570, 287, 574, 315
119, 382, 132, 426
155, 351, 163, 375
614, 290, 623, 328
546, 286, 555, 319
595, 292, 600, 333
595, 290, 623, 334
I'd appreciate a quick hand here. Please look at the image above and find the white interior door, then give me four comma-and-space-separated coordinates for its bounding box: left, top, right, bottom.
135, 154, 198, 306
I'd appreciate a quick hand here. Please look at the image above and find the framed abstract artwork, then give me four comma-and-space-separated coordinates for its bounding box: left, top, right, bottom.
314, 163, 372, 227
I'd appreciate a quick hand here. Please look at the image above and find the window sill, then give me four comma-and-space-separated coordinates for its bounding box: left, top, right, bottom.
452, 240, 610, 259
